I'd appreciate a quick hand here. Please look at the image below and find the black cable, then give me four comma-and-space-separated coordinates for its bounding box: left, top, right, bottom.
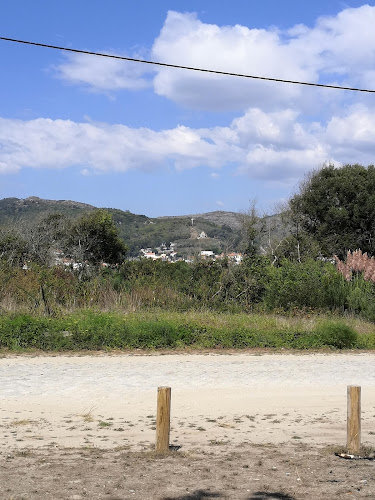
1, 35, 374, 93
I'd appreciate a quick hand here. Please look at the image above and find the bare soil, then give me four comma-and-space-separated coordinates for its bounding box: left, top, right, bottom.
1, 442, 374, 500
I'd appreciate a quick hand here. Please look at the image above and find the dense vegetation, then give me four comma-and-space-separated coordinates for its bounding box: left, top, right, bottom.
0, 164, 374, 351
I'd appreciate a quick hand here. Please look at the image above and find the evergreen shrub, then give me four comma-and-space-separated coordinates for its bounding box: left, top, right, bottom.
315, 320, 358, 349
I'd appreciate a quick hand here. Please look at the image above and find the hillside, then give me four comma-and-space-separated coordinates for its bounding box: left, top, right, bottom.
0, 197, 93, 223
0, 197, 246, 256
157, 210, 243, 230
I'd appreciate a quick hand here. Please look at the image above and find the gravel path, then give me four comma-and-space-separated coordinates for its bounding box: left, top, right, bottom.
1, 352, 375, 450
2, 353, 375, 397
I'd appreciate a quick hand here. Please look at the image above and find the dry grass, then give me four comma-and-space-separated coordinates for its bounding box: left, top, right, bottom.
79, 406, 96, 423
10, 419, 36, 427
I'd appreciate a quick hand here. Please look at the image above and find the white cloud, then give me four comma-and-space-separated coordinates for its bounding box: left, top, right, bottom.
1, 106, 375, 184
0, 117, 237, 174
150, 7, 375, 111
52, 6, 375, 114
151, 11, 311, 111
55, 51, 152, 91
296, 6, 375, 81
325, 105, 375, 164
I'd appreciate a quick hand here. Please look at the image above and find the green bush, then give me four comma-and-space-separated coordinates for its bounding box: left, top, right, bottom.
264, 258, 328, 311
315, 320, 358, 349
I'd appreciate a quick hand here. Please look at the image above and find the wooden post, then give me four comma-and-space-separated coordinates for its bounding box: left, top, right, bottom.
156, 386, 171, 454
347, 385, 361, 454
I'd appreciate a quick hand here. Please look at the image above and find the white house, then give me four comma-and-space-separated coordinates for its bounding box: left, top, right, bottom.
200, 250, 214, 258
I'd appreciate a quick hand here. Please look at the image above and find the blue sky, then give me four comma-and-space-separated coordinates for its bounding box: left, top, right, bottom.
1, 0, 375, 216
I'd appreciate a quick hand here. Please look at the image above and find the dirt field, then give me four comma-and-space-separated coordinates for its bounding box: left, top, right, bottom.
1, 352, 374, 499
1, 442, 374, 499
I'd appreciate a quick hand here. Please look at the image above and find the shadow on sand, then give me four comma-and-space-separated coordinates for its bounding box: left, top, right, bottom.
163, 490, 296, 500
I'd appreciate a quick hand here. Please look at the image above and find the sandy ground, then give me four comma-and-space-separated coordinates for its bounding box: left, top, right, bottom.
1, 352, 375, 450
1, 352, 375, 499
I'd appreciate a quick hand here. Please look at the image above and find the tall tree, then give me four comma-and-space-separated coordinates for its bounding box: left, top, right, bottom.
22, 213, 71, 265
67, 209, 128, 265
239, 202, 264, 258
0, 231, 29, 267
289, 164, 375, 258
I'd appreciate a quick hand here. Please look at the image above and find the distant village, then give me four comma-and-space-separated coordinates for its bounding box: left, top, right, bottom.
138, 219, 243, 264
38, 220, 244, 270
139, 240, 243, 264
46, 243, 243, 271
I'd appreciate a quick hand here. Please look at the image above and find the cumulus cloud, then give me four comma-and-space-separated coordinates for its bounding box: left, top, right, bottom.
325, 105, 375, 164
151, 7, 375, 111
55, 51, 152, 91
151, 11, 312, 111
0, 117, 238, 174
52, 6, 375, 114
1, 106, 374, 183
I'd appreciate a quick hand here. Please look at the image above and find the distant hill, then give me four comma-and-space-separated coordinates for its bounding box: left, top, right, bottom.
157, 210, 243, 230
0, 197, 248, 256
0, 196, 93, 223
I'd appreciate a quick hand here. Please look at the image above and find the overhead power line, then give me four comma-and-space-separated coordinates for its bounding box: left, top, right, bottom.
1, 35, 375, 94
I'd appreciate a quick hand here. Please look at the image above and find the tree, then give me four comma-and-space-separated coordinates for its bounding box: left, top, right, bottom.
239, 202, 264, 258
20, 213, 71, 265
271, 206, 321, 263
289, 164, 375, 258
273, 231, 321, 263
0, 231, 29, 267
67, 210, 128, 265
0, 213, 69, 268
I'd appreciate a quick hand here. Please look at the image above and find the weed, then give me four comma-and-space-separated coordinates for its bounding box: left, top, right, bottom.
98, 421, 112, 428
80, 407, 96, 423
10, 419, 35, 426
209, 439, 229, 446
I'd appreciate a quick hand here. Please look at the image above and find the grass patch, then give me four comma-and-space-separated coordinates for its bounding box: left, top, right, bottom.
98, 420, 113, 428
0, 309, 374, 351
80, 408, 95, 423
10, 419, 36, 426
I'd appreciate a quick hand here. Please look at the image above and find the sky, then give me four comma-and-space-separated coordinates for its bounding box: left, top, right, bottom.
1, 0, 375, 217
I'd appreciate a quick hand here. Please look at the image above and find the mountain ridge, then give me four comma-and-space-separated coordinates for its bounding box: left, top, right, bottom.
0, 197, 246, 256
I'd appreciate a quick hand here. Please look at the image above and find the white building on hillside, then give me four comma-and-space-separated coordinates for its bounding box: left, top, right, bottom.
200, 250, 214, 258
197, 231, 208, 239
